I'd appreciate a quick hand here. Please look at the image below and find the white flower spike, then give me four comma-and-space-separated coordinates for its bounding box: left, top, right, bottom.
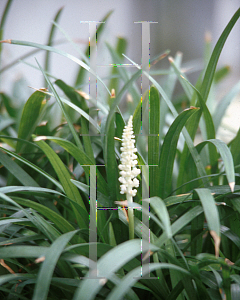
118, 115, 141, 199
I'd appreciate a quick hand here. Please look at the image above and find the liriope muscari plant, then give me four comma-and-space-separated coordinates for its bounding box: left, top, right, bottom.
118, 115, 141, 239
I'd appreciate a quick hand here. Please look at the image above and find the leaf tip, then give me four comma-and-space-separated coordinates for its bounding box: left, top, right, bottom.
168, 56, 174, 63
110, 88, 115, 98
176, 51, 183, 57
184, 106, 199, 111
210, 230, 221, 258
205, 31, 212, 43
180, 74, 185, 80
33, 136, 47, 142
229, 181, 235, 193
0, 39, 11, 44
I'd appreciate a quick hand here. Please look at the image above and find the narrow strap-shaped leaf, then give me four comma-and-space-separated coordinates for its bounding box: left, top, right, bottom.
0, 150, 39, 187
16, 90, 46, 153
0, 39, 110, 95
123, 53, 209, 186
132, 94, 142, 140
0, 0, 13, 63
106, 41, 140, 108
0, 245, 49, 258
159, 52, 182, 142
32, 230, 78, 300
44, 6, 64, 85
213, 80, 240, 132
107, 37, 127, 103
229, 128, 240, 166
194, 188, 221, 257
0, 273, 35, 286
34, 139, 87, 228
0, 146, 64, 191
196, 139, 235, 192
38, 88, 100, 130
74, 10, 113, 87
168, 56, 193, 101
0, 185, 64, 195
158, 107, 200, 198
180, 76, 216, 140
200, 8, 240, 102
105, 115, 118, 202
13, 197, 76, 235
156, 205, 203, 248
80, 117, 95, 163
41, 136, 108, 196
35, 59, 84, 151
148, 86, 160, 197
73, 239, 159, 300
149, 197, 172, 239
180, 75, 219, 178
107, 263, 191, 300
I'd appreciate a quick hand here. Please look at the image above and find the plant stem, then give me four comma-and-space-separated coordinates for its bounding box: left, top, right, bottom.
127, 194, 134, 239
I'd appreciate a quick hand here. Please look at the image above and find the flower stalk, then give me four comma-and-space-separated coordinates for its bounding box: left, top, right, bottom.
118, 115, 140, 239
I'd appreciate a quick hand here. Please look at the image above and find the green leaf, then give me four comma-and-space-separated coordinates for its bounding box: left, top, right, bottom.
0, 146, 64, 191
149, 197, 172, 239
73, 239, 159, 300
0, 185, 64, 196
213, 80, 240, 132
194, 188, 221, 256
16, 90, 46, 153
53, 81, 102, 129
158, 107, 200, 198
132, 95, 142, 140
1, 39, 110, 95
0, 273, 35, 286
34, 139, 88, 228
12, 197, 77, 235
0, 149, 38, 187
32, 230, 78, 300
35, 59, 84, 151
200, 8, 240, 102
123, 54, 209, 186
107, 263, 191, 300
179, 75, 219, 180
74, 10, 113, 87
0, 245, 49, 258
107, 36, 127, 103
42, 136, 108, 196
148, 86, 160, 197
0, 92, 18, 118
105, 115, 118, 202
0, 0, 13, 61
44, 6, 64, 83
196, 139, 235, 192
159, 52, 182, 142
230, 128, 240, 167
156, 205, 204, 248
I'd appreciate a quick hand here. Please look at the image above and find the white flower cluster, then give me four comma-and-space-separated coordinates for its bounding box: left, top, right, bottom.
118, 115, 141, 198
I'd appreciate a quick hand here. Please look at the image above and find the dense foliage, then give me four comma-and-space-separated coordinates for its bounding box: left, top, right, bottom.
1, 2, 240, 299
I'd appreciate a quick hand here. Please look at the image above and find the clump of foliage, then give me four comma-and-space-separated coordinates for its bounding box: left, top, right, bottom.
1, 1, 240, 299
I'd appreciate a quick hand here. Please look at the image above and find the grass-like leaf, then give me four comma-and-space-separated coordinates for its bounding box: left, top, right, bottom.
194, 188, 221, 257
16, 90, 46, 153
32, 230, 78, 300
200, 8, 240, 102
34, 138, 88, 228
196, 139, 235, 192
107, 263, 191, 300
158, 107, 200, 198
73, 239, 159, 300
